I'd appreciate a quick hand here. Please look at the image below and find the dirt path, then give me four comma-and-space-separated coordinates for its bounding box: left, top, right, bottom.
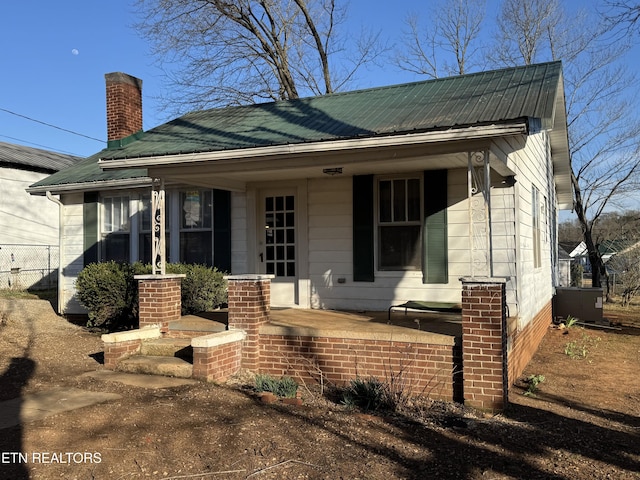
1, 298, 639, 480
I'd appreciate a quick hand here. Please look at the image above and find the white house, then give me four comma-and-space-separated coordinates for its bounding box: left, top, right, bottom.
0, 141, 80, 289
29, 63, 572, 337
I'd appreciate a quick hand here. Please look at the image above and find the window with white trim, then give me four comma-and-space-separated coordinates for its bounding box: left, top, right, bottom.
101, 195, 130, 262
377, 177, 422, 270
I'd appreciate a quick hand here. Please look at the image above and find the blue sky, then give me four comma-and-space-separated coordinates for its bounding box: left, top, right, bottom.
0, 0, 633, 159
2, 0, 421, 158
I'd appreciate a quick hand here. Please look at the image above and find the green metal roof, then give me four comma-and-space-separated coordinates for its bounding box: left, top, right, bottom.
28, 153, 148, 192
30, 61, 567, 192
101, 61, 563, 160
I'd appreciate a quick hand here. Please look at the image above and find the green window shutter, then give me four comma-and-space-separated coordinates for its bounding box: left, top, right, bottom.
423, 170, 448, 284
353, 175, 375, 282
83, 192, 99, 266
213, 189, 232, 273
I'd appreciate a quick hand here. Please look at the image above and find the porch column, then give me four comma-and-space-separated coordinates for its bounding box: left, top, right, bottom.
151, 178, 166, 275
135, 274, 185, 333
460, 277, 509, 411
226, 274, 273, 371
468, 151, 493, 277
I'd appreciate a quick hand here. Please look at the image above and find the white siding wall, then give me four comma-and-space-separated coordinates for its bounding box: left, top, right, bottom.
306, 172, 471, 311
231, 191, 248, 274
0, 167, 60, 245
493, 132, 555, 327
59, 193, 86, 314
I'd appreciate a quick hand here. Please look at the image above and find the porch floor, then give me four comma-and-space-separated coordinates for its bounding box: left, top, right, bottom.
177, 308, 461, 345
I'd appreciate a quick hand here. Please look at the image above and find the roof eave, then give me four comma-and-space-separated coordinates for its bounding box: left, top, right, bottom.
98, 122, 530, 171
27, 177, 153, 196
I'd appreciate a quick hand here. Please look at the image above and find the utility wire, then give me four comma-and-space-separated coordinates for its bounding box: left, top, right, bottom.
0, 134, 85, 157
0, 107, 106, 143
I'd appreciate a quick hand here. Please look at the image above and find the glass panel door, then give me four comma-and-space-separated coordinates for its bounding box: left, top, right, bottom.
264, 195, 296, 277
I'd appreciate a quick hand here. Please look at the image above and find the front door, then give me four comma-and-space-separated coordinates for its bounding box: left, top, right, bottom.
260, 191, 298, 306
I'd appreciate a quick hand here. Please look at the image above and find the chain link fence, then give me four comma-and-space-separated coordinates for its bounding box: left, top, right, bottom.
0, 244, 59, 290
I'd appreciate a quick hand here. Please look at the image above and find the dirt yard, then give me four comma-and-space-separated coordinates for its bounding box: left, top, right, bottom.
0, 296, 639, 480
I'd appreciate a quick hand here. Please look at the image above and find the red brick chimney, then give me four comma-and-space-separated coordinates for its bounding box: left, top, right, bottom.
105, 72, 143, 144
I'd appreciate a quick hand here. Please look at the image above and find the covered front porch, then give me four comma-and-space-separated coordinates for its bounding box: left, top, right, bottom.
176, 307, 462, 341
104, 274, 511, 411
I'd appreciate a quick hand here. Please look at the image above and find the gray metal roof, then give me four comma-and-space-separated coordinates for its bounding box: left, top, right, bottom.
0, 141, 81, 172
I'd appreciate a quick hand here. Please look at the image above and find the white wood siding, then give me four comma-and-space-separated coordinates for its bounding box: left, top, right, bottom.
230, 191, 248, 274
59, 193, 86, 314
0, 167, 60, 245
493, 132, 555, 327
307, 171, 471, 311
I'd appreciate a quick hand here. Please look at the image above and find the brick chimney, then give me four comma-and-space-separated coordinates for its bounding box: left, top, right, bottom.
105, 72, 143, 145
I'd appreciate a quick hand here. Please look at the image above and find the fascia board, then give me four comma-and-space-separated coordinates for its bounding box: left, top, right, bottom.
98, 123, 529, 170
27, 177, 153, 196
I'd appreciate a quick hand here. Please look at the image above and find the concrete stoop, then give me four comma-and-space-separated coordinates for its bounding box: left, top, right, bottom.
111, 318, 228, 380
116, 336, 194, 379
140, 337, 193, 359
117, 355, 193, 378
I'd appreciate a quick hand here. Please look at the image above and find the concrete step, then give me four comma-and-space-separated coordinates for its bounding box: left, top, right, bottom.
117, 355, 193, 378
169, 315, 227, 335
140, 338, 193, 359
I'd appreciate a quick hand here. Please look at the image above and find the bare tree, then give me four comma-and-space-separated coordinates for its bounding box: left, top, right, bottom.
134, 0, 384, 112
396, 0, 486, 78
608, 244, 640, 306
491, 0, 640, 289
489, 0, 562, 66
602, 0, 640, 34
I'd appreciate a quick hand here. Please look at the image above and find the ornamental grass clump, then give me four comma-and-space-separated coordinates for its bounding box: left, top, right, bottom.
254, 374, 298, 398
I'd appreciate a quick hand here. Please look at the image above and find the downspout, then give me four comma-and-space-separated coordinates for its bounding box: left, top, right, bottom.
45, 191, 64, 314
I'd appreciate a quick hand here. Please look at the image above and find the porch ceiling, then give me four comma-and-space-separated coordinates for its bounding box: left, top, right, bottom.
144, 137, 515, 192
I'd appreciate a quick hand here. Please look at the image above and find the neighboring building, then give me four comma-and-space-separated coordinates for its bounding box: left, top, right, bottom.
557, 245, 573, 287
0, 141, 80, 289
560, 239, 640, 274
29, 62, 573, 342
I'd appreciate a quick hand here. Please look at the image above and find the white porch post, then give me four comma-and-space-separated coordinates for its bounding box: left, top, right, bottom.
151, 178, 166, 275
468, 151, 493, 277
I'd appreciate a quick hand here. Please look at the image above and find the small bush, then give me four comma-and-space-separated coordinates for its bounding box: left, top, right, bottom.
166, 263, 227, 314
76, 261, 227, 330
255, 374, 298, 398
75, 261, 137, 329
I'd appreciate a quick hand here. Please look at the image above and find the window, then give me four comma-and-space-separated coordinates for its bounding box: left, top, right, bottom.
378, 178, 422, 270
101, 196, 130, 262
139, 193, 171, 264
180, 190, 213, 265
532, 186, 541, 268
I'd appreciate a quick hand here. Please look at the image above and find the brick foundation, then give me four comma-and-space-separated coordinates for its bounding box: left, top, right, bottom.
259, 334, 457, 401
135, 274, 185, 332
507, 301, 552, 385
460, 278, 508, 411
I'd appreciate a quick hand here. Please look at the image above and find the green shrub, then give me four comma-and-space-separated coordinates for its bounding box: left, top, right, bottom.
75, 261, 137, 329
76, 261, 227, 329
166, 263, 227, 314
